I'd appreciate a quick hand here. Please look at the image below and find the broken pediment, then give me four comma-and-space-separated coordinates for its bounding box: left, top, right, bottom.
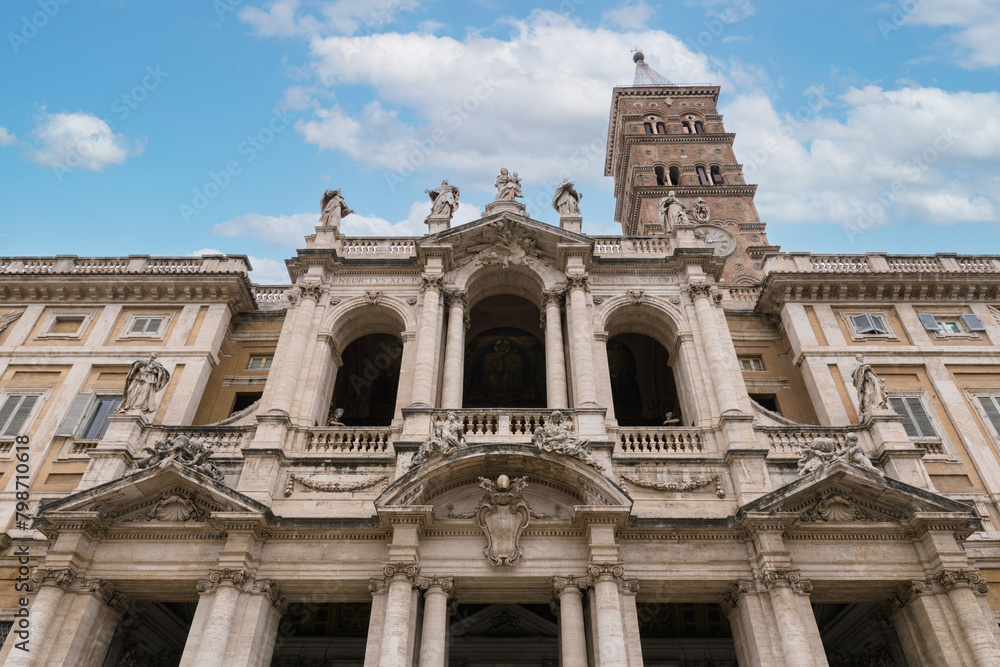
36, 460, 273, 535
738, 460, 978, 529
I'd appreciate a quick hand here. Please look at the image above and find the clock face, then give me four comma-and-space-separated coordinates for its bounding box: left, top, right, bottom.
696, 225, 736, 257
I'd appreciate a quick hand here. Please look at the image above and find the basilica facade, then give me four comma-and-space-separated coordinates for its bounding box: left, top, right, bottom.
2, 53, 1000, 667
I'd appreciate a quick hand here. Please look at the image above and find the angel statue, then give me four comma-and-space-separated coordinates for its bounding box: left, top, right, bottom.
116, 353, 171, 415
552, 179, 582, 216
495, 168, 523, 201
658, 191, 690, 232
410, 412, 467, 469
319, 189, 354, 228
425, 180, 461, 220
531, 410, 603, 470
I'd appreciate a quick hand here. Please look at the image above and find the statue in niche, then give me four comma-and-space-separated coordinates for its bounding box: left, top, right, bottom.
693, 197, 710, 222
425, 180, 460, 220
476, 475, 530, 566
796, 433, 884, 478
134, 435, 224, 482
410, 412, 467, 469
658, 191, 690, 232
326, 408, 346, 426
117, 353, 171, 415
852, 354, 889, 417
319, 189, 354, 228
494, 168, 523, 201
532, 411, 603, 470
551, 179, 582, 216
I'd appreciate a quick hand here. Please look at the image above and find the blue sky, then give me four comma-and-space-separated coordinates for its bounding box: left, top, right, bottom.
2, 0, 999, 283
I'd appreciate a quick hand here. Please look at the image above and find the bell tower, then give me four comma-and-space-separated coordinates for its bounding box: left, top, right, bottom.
604, 52, 775, 282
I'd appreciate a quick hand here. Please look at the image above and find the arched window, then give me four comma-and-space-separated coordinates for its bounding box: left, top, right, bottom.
607, 334, 681, 426
644, 122, 654, 134
329, 333, 403, 426
656, 122, 667, 134
681, 121, 692, 134
654, 166, 666, 186
696, 166, 710, 186
669, 166, 681, 186
694, 121, 705, 134
710, 166, 723, 185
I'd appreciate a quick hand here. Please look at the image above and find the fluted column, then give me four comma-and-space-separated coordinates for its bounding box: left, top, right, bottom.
267, 282, 323, 415
1, 568, 74, 667
620, 579, 643, 667
937, 570, 1000, 666
553, 576, 589, 667
379, 563, 420, 667
566, 275, 599, 406
541, 289, 568, 409
41, 578, 130, 666
589, 564, 628, 667
758, 570, 826, 667
687, 283, 740, 414
410, 275, 444, 407
186, 569, 254, 667
364, 580, 390, 667
440, 290, 468, 409
417, 576, 453, 667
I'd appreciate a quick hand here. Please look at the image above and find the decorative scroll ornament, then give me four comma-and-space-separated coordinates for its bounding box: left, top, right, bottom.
410, 412, 467, 469
620, 473, 725, 498
197, 568, 253, 594
116, 353, 170, 416
936, 569, 989, 594
692, 197, 710, 222
531, 411, 603, 470
469, 219, 540, 268
476, 475, 530, 567
757, 569, 812, 594
796, 433, 884, 478
133, 435, 224, 482
283, 474, 387, 497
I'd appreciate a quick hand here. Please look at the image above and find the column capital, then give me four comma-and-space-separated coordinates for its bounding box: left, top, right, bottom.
444, 289, 468, 308
620, 579, 639, 594
757, 569, 812, 594
936, 569, 990, 595
881, 579, 933, 616
29, 566, 78, 591
553, 575, 591, 594
587, 562, 625, 583
383, 561, 422, 585
541, 288, 566, 306
420, 275, 444, 293
74, 577, 131, 614
565, 274, 590, 292
253, 579, 290, 615
414, 574, 454, 593
686, 282, 718, 302
720, 579, 757, 616
290, 281, 324, 304
197, 568, 255, 594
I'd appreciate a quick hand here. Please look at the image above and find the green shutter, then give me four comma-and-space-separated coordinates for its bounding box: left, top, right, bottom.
0, 395, 38, 437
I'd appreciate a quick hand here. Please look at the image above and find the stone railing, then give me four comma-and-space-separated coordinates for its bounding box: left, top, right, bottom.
431, 409, 565, 441
612, 427, 712, 456
591, 237, 670, 258
764, 253, 1000, 275
0, 255, 253, 275
253, 285, 290, 305
341, 238, 417, 257
143, 426, 254, 455
757, 426, 876, 456
303, 427, 394, 454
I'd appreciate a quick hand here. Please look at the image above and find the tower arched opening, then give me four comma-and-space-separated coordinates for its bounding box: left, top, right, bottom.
607, 332, 681, 426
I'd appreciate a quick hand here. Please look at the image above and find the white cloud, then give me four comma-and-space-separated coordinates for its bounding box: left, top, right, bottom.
193, 248, 290, 284
601, 0, 657, 31
0, 127, 16, 146
686, 0, 757, 22
27, 112, 142, 171
901, 0, 1000, 68
241, 0, 421, 37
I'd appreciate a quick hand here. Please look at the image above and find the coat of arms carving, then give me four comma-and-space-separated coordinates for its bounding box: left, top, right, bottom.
476, 475, 530, 566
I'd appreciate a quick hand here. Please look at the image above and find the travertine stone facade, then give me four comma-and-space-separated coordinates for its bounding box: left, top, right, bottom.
2, 56, 1000, 666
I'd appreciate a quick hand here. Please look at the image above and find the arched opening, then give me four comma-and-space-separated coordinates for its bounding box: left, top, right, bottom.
654, 165, 667, 186
643, 122, 654, 134
696, 165, 710, 186
655, 121, 667, 134
607, 333, 680, 426
694, 120, 705, 133
463, 295, 546, 409
328, 333, 403, 425
681, 121, 692, 134
710, 165, 724, 185
669, 165, 681, 186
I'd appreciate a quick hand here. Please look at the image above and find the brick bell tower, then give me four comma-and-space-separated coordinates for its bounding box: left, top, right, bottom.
604, 51, 776, 283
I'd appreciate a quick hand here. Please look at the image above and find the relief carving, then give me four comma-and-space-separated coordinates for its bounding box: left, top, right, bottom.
0, 310, 23, 335
469, 219, 540, 268
410, 412, 467, 470
283, 474, 387, 497
796, 433, 884, 478
619, 473, 725, 498
532, 411, 603, 470
133, 435, 225, 482
476, 475, 530, 567
364, 291, 383, 306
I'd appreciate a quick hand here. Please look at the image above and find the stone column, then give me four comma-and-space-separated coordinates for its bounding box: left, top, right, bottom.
40, 578, 130, 666
937, 570, 1000, 666
723, 581, 782, 667
417, 576, 453, 667
619, 580, 643, 667
566, 275, 599, 406
541, 289, 569, 410
758, 571, 827, 667
266, 282, 323, 416
1, 568, 73, 667
884, 579, 959, 666
181, 569, 254, 667
410, 276, 444, 407
226, 580, 287, 667
365, 580, 390, 667
553, 576, 590, 667
379, 563, 420, 667
440, 291, 468, 410
588, 564, 628, 667
687, 283, 740, 414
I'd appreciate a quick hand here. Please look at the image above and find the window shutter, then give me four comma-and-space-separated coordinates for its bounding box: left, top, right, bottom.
55, 392, 94, 437
978, 396, 1000, 436
962, 313, 987, 332
130, 318, 147, 333
851, 314, 871, 332
905, 397, 936, 438
0, 395, 38, 437
0, 397, 19, 437
870, 315, 887, 334
144, 318, 163, 334
888, 397, 918, 438
917, 313, 939, 331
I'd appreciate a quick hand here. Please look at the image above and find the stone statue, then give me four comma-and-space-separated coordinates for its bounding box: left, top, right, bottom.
468, 219, 540, 269
476, 475, 530, 566
327, 408, 345, 427
134, 435, 224, 482
658, 191, 690, 232
319, 189, 354, 227
551, 179, 582, 216
662, 411, 680, 426
838, 433, 884, 477
531, 410, 603, 470
494, 168, 522, 201
852, 354, 888, 416
796, 433, 884, 478
410, 412, 467, 469
116, 353, 171, 415
425, 180, 460, 219
693, 197, 710, 222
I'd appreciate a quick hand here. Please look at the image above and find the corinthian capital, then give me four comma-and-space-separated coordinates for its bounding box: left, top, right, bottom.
541, 288, 565, 307
444, 289, 468, 309
686, 282, 714, 300
565, 275, 590, 292
297, 282, 324, 302
420, 275, 444, 293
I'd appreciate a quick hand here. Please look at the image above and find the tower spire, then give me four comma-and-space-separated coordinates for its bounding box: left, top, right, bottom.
631, 50, 674, 86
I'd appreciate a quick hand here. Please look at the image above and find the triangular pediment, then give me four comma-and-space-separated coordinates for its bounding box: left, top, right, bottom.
738, 461, 977, 526
450, 604, 559, 638
37, 460, 273, 530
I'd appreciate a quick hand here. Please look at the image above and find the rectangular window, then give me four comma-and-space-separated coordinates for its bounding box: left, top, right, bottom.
643, 122, 653, 134
739, 356, 765, 372
55, 393, 122, 439
697, 166, 710, 186
850, 313, 888, 335
977, 396, 1000, 437
939, 320, 962, 334
79, 397, 122, 440
888, 396, 938, 439
0, 394, 40, 438
129, 317, 164, 335
247, 356, 273, 371
51, 316, 85, 335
